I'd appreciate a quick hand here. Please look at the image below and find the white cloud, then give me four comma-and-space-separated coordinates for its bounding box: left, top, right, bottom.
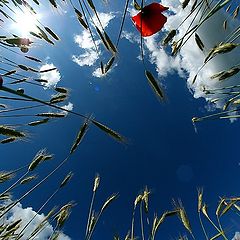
122, 30, 140, 44
0, 201, 70, 240
72, 50, 98, 67
72, 11, 115, 77
74, 30, 96, 49
92, 67, 103, 78
92, 62, 117, 78
60, 102, 74, 115
232, 232, 240, 240
126, 1, 240, 112
39, 63, 61, 88
92, 12, 115, 29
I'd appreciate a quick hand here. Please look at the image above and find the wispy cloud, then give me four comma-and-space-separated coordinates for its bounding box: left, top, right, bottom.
72, 50, 98, 67
72, 11, 115, 77
125, 1, 240, 111
60, 102, 74, 115
92, 12, 115, 29
39, 63, 61, 88
1, 201, 70, 239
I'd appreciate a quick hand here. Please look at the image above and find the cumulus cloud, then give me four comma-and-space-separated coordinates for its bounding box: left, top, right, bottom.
92, 12, 115, 29
125, 1, 240, 112
0, 201, 70, 240
72, 50, 98, 67
232, 232, 240, 240
92, 67, 103, 78
60, 102, 74, 114
92, 62, 117, 78
72, 11, 115, 77
39, 63, 61, 88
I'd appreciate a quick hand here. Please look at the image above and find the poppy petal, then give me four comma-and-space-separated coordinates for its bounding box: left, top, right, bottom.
132, 2, 168, 37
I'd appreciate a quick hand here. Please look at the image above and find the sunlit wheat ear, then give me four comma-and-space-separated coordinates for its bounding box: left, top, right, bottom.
216, 198, 226, 217
204, 43, 239, 62
223, 92, 240, 111
182, 0, 190, 9
101, 193, 118, 212
92, 119, 126, 143
60, 172, 73, 188
44, 27, 60, 41
0, 192, 12, 201
20, 175, 38, 185
36, 112, 66, 118
0, 125, 26, 138
1, 137, 17, 144
50, 93, 68, 104
88, 211, 97, 234
124, 230, 131, 240
28, 148, 53, 171
104, 56, 115, 74
5, 219, 22, 232
163, 30, 177, 46
74, 7, 88, 30
93, 174, 100, 192
85, 174, 99, 238
233, 6, 239, 18
133, 0, 141, 10
151, 210, 178, 239
219, 199, 238, 217
113, 234, 120, 240
223, 20, 227, 30
28, 118, 50, 126
197, 188, 203, 212
134, 194, 143, 209
0, 171, 15, 183
195, 33, 205, 51
55, 202, 75, 229
173, 200, 193, 237
231, 95, 240, 103
201, 203, 209, 218
171, 39, 183, 56
54, 87, 68, 94
142, 186, 150, 213
145, 70, 165, 102
210, 67, 240, 81
70, 119, 89, 154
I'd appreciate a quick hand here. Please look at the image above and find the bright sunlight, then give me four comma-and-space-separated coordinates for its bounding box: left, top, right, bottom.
11, 9, 41, 36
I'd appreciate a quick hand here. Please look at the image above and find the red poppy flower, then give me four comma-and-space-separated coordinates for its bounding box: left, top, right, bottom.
132, 2, 168, 37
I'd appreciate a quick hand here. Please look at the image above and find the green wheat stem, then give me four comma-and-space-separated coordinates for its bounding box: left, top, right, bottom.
16, 188, 59, 239
0, 155, 70, 219
116, 0, 130, 47
0, 86, 86, 118
198, 212, 209, 240
0, 171, 29, 199
131, 208, 136, 240
85, 190, 96, 238
140, 201, 145, 240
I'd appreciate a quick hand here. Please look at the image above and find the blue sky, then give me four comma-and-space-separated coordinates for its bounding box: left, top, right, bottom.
0, 0, 240, 239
